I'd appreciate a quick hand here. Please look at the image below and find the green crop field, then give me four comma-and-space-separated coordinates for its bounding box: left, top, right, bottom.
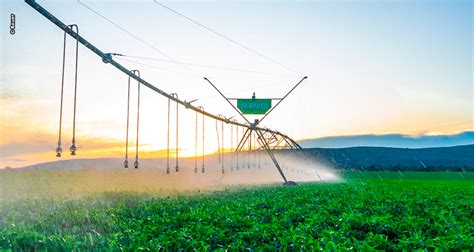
1, 171, 473, 250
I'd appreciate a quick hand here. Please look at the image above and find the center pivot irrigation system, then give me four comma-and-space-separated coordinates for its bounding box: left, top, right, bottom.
26, 0, 308, 185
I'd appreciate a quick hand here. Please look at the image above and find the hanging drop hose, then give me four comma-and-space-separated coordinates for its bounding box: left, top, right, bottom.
133, 70, 141, 169
263, 130, 268, 166
56, 25, 79, 157
242, 126, 245, 169
262, 136, 267, 166
257, 132, 261, 168
221, 119, 224, 174
69, 24, 79, 156
250, 131, 253, 167
253, 131, 257, 168
198, 106, 205, 173
236, 123, 239, 170
56, 30, 67, 158
172, 93, 179, 172
194, 110, 198, 173
230, 123, 233, 171
248, 130, 251, 169
124, 75, 131, 168
166, 97, 171, 174
252, 130, 255, 168
215, 119, 221, 163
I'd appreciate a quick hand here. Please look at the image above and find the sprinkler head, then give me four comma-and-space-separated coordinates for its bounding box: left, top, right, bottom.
55, 147, 62, 157
70, 144, 76, 156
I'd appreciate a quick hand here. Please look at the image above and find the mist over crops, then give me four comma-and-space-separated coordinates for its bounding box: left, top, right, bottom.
0, 152, 338, 200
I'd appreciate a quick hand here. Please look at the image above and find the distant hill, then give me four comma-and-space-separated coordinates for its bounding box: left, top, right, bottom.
300, 144, 474, 171
298, 131, 474, 149
9, 145, 474, 173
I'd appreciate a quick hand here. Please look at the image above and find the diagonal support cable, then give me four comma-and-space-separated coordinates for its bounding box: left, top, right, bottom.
153, 1, 301, 75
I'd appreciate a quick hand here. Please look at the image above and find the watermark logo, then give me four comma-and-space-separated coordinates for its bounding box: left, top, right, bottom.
10, 13, 16, 35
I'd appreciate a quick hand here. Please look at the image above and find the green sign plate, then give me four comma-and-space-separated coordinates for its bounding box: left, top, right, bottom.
237, 99, 272, 114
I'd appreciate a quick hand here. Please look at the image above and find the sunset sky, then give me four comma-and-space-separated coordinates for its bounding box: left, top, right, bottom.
1, 0, 472, 168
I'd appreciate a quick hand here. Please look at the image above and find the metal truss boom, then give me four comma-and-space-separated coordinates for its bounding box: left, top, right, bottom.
24, 0, 299, 147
